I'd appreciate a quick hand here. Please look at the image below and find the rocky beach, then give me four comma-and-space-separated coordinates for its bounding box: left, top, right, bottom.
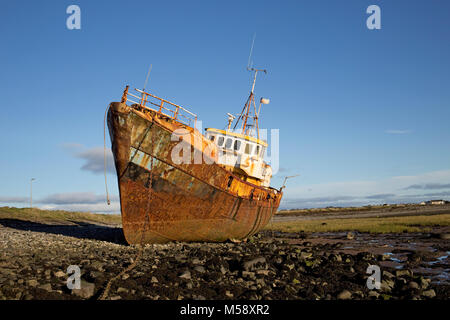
0, 216, 448, 300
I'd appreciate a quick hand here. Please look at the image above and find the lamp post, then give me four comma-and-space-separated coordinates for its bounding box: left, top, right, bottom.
30, 178, 36, 209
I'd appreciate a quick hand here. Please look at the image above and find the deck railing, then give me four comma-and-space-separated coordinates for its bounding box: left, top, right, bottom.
121, 86, 197, 128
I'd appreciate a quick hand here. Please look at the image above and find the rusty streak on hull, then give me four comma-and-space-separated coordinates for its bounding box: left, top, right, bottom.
107, 101, 282, 244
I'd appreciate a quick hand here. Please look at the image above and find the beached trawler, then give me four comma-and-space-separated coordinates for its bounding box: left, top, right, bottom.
107, 68, 282, 244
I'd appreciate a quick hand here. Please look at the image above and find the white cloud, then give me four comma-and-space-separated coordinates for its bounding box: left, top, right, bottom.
62, 144, 115, 175
40, 201, 120, 213
0, 196, 29, 203
76, 147, 115, 174
38, 192, 118, 205
282, 169, 450, 209
0, 192, 120, 214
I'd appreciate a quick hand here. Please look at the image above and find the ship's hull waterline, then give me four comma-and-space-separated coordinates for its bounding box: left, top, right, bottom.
107, 101, 282, 244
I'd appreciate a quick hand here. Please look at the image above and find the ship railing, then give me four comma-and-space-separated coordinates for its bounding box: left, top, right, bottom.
121, 86, 198, 128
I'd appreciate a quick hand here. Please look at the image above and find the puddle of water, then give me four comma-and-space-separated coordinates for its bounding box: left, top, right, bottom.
428, 251, 450, 265
415, 267, 450, 285
383, 252, 403, 263
434, 271, 450, 285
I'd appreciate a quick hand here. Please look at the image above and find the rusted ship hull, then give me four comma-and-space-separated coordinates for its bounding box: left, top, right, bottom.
107, 101, 282, 244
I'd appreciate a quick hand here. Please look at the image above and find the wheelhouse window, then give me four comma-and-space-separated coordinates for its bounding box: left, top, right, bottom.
255, 145, 260, 156
234, 140, 241, 151
244, 143, 253, 155
209, 135, 215, 142
225, 138, 233, 150
217, 136, 224, 146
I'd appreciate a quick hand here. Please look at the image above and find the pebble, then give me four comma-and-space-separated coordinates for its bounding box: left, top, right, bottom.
337, 290, 352, 300
408, 281, 419, 290
71, 280, 95, 299
0, 223, 445, 300
54, 270, 66, 278
38, 283, 52, 292
27, 279, 38, 287
194, 266, 205, 273
242, 257, 267, 271
422, 289, 436, 298
178, 270, 191, 280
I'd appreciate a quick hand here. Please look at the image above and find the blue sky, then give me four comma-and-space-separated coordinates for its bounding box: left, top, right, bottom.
1, 0, 449, 211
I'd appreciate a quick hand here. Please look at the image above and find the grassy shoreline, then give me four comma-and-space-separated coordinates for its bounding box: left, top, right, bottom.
0, 206, 121, 225
2, 206, 449, 234
265, 213, 450, 233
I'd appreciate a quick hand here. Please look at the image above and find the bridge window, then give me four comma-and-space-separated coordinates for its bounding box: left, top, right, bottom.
244, 143, 253, 154
225, 138, 233, 150
217, 136, 224, 146
255, 145, 260, 156
234, 140, 241, 151
209, 135, 215, 142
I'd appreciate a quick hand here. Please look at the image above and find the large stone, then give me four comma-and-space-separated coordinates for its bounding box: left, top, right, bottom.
396, 270, 412, 278
27, 279, 38, 287
117, 287, 128, 294
381, 279, 395, 293
438, 233, 450, 240
408, 281, 419, 290
54, 270, 66, 278
71, 280, 95, 299
179, 270, 191, 280
242, 257, 267, 271
337, 290, 352, 300
38, 283, 52, 292
300, 252, 313, 260
194, 266, 205, 273
91, 261, 104, 271
422, 289, 436, 298
420, 277, 431, 289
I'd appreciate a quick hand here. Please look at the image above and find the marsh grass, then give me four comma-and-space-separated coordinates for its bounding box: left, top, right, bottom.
0, 206, 121, 225
276, 204, 405, 216
265, 214, 450, 233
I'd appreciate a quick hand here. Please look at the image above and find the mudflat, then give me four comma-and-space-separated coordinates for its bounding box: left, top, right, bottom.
0, 206, 448, 300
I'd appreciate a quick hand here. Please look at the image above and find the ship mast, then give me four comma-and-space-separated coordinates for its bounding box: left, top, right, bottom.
233, 67, 267, 139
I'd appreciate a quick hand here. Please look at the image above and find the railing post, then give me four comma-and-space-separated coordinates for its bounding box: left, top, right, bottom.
142, 94, 147, 107
140, 92, 145, 107
174, 106, 179, 120
121, 85, 129, 103
159, 100, 164, 113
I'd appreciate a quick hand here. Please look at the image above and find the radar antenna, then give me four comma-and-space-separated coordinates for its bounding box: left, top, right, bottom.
226, 113, 235, 131
232, 34, 268, 139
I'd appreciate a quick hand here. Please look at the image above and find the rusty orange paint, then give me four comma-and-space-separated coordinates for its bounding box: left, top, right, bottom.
108, 93, 282, 244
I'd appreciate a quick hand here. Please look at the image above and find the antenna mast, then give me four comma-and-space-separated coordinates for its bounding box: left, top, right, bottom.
233, 34, 267, 139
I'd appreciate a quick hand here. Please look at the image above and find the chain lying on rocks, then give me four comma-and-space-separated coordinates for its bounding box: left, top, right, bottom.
99, 120, 155, 300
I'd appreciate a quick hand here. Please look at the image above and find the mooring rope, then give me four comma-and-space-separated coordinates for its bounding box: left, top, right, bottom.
104, 104, 111, 206
99, 118, 155, 300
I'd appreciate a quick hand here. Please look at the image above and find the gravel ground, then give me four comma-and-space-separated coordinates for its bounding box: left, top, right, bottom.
0, 220, 448, 300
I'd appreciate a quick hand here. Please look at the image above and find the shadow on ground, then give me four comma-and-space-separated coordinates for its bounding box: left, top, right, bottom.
0, 218, 127, 245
